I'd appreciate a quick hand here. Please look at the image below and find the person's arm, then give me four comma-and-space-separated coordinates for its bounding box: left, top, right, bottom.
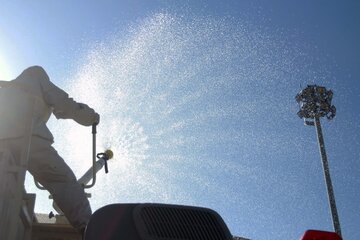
33, 66, 100, 126
49, 92, 100, 126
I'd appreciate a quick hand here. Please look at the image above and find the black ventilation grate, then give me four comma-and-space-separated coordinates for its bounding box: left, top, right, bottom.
134, 204, 231, 240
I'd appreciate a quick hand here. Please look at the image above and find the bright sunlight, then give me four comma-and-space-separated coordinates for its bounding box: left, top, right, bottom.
0, 54, 12, 80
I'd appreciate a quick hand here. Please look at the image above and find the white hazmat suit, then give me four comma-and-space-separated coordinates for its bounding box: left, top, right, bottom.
0, 66, 99, 230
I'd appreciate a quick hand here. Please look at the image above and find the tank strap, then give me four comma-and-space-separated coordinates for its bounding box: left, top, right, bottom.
0, 80, 45, 105
0, 80, 31, 93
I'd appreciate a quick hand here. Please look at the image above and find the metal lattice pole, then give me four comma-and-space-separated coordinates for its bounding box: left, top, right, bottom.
314, 117, 342, 237
295, 85, 342, 237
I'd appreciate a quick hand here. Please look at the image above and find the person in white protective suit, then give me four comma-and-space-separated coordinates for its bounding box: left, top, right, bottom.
0, 66, 99, 231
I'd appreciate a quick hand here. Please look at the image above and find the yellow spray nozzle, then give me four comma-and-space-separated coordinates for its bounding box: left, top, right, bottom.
104, 149, 114, 160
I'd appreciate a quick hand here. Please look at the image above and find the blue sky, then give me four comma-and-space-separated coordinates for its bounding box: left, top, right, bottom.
1, 1, 360, 239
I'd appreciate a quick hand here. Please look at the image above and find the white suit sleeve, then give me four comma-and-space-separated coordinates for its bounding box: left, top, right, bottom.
34, 67, 99, 126
45, 88, 99, 126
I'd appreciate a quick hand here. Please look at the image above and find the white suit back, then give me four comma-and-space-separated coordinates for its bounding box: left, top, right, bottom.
0, 76, 52, 141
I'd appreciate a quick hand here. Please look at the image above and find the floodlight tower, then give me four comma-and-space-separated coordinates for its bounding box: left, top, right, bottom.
295, 85, 341, 237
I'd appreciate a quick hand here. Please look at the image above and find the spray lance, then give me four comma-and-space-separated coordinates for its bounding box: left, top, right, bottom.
78, 149, 114, 186
79, 123, 114, 187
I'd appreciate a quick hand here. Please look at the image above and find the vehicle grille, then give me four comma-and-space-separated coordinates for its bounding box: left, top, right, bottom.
134, 204, 231, 240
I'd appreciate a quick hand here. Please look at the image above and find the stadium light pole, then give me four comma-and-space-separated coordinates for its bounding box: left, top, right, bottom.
295, 85, 341, 237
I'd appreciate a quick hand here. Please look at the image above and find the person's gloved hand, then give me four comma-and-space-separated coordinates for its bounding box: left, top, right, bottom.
73, 103, 100, 126
94, 113, 100, 125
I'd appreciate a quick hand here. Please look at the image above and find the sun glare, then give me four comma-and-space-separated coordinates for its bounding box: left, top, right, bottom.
0, 54, 13, 80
